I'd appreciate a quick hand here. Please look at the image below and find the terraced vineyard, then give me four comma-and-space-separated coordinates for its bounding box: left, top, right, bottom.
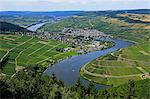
0, 34, 78, 76
81, 40, 150, 86
78, 13, 150, 86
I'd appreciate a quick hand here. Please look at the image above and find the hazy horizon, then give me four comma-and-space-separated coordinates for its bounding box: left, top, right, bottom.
0, 0, 150, 11
0, 9, 150, 12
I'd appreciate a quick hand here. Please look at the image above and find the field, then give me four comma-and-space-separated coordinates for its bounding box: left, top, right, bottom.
38, 16, 92, 32
117, 14, 150, 23
0, 34, 78, 76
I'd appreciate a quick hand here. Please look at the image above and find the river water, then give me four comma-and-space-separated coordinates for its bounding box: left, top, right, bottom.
27, 23, 46, 31
27, 23, 133, 89
44, 38, 134, 89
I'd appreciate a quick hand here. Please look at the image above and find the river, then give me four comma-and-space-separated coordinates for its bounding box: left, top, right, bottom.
27, 23, 134, 90
27, 23, 46, 31
44, 38, 134, 90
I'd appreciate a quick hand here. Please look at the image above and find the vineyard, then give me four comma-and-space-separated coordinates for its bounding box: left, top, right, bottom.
0, 34, 77, 76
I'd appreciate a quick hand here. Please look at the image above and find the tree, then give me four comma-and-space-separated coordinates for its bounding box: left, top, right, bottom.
127, 80, 135, 99
54, 91, 62, 99
87, 81, 97, 96
52, 73, 57, 81
75, 78, 81, 88
0, 55, 9, 69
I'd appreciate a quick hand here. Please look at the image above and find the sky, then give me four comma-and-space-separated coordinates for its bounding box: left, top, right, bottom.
0, 0, 150, 11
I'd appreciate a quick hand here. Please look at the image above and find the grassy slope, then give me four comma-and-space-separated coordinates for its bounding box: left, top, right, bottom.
0, 34, 78, 76
38, 16, 92, 32
80, 15, 150, 86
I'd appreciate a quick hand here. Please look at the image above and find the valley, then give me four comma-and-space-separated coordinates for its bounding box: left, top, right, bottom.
0, 9, 150, 98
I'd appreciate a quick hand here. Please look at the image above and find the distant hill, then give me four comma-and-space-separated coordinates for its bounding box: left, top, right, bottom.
1, 9, 149, 17
0, 11, 84, 27
0, 11, 83, 17
0, 21, 30, 32
77, 9, 150, 16
76, 9, 150, 24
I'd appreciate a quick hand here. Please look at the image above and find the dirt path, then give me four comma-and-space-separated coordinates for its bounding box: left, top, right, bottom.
36, 43, 63, 64
91, 64, 137, 68
1, 35, 26, 62
136, 67, 149, 74
82, 65, 144, 78
111, 53, 150, 63
15, 37, 34, 67
89, 19, 94, 28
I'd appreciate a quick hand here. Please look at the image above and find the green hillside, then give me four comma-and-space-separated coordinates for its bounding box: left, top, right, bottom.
0, 34, 78, 76
79, 15, 150, 86
0, 22, 30, 32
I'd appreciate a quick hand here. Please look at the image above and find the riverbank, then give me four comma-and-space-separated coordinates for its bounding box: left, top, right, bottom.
80, 36, 149, 86
44, 38, 133, 89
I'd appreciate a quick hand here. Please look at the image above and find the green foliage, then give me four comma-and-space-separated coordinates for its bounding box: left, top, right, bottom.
38, 16, 92, 32
0, 65, 149, 98
0, 50, 7, 59
0, 65, 64, 98
2, 63, 16, 75
97, 79, 150, 99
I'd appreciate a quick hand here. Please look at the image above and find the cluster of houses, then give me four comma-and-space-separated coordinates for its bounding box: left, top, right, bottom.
16, 28, 112, 54
62, 28, 110, 38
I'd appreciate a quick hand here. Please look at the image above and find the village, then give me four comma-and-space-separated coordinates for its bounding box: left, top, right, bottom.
15, 27, 114, 54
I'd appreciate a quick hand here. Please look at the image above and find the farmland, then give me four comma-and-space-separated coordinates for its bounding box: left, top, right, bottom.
0, 34, 78, 76
117, 13, 150, 23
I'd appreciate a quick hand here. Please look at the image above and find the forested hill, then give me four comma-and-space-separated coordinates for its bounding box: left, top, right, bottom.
0, 11, 83, 17
0, 22, 30, 32
77, 9, 150, 16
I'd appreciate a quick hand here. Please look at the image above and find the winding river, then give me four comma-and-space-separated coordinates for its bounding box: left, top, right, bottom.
27, 23, 46, 31
44, 38, 133, 89
27, 24, 134, 90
